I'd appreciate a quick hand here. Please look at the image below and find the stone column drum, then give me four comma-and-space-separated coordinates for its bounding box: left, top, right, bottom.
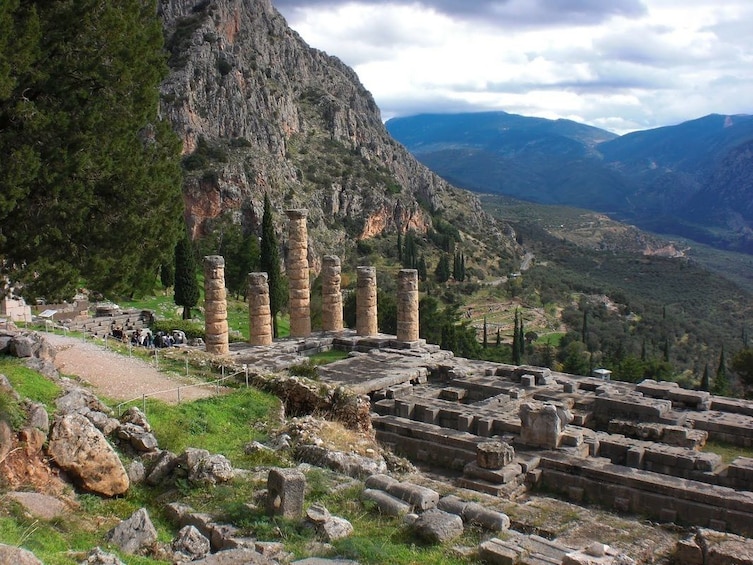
321, 255, 343, 332
396, 269, 419, 342
356, 266, 378, 337
203, 255, 229, 355
248, 272, 273, 346
286, 209, 311, 338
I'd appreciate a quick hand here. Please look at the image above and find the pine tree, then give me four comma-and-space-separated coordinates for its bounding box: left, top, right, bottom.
260, 194, 285, 337
174, 232, 199, 320
0, 0, 183, 300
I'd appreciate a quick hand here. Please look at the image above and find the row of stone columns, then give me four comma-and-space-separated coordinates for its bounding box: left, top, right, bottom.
245, 263, 418, 344
202, 208, 420, 354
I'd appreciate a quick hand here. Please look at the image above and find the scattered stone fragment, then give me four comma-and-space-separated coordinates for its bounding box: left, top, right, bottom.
410, 508, 464, 544
0, 543, 44, 565
78, 547, 126, 565
172, 525, 211, 561
106, 508, 158, 555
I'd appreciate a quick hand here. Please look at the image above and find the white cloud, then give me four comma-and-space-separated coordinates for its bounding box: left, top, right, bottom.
274, 0, 753, 133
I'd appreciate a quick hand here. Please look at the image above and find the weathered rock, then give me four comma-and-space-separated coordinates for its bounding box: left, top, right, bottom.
55, 388, 110, 416
295, 444, 387, 478
172, 525, 211, 561
24, 401, 49, 434
189, 548, 276, 564
145, 449, 178, 485
0, 543, 44, 565
410, 508, 464, 544
476, 441, 514, 470
0, 374, 20, 400
46, 413, 129, 496
8, 332, 55, 362
116, 422, 159, 452
319, 516, 354, 542
119, 406, 151, 432
106, 508, 158, 555
6, 491, 70, 520
180, 448, 234, 485
78, 547, 126, 565
127, 460, 146, 484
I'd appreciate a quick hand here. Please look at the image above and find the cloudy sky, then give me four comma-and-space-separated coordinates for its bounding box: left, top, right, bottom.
272, 0, 752, 134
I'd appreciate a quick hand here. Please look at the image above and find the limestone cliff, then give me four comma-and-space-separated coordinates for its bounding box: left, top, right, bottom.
158, 0, 515, 270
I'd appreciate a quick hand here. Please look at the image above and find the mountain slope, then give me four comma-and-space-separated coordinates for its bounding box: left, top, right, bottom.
387, 111, 753, 253
157, 0, 515, 270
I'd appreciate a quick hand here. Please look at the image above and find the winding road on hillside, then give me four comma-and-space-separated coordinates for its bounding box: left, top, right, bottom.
45, 333, 218, 405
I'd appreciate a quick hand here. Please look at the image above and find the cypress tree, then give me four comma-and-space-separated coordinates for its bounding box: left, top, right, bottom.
435, 254, 451, 283
496, 327, 501, 347
397, 230, 402, 262
712, 346, 730, 396
699, 364, 710, 392
174, 232, 199, 320
512, 310, 521, 365
483, 316, 488, 349
260, 194, 285, 337
160, 263, 174, 293
518, 312, 525, 362
0, 0, 183, 300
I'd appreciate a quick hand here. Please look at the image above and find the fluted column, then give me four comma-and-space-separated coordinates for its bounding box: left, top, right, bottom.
356, 266, 378, 337
321, 255, 343, 332
286, 209, 311, 338
397, 269, 419, 342
203, 256, 229, 355
248, 272, 273, 346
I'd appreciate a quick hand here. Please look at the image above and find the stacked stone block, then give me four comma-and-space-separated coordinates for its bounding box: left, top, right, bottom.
321, 255, 343, 332
203, 256, 229, 355
396, 269, 419, 342
248, 272, 273, 346
356, 266, 378, 337
286, 209, 311, 338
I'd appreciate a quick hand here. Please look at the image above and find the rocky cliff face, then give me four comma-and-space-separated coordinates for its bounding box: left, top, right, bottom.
158, 0, 513, 268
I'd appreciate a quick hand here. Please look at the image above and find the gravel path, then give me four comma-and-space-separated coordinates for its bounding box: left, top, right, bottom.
45, 333, 219, 405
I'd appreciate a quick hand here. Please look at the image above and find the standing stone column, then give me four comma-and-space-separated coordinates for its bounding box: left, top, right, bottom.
248, 272, 273, 346
356, 266, 378, 337
286, 209, 311, 338
396, 269, 419, 342
321, 255, 343, 332
203, 256, 229, 355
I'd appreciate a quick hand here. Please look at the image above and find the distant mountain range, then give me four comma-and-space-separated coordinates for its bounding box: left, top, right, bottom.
386, 112, 753, 254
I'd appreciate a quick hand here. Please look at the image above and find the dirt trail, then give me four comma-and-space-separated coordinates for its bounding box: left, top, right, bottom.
45, 333, 219, 405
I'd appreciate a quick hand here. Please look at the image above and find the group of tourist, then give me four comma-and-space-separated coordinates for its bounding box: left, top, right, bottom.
109, 325, 187, 348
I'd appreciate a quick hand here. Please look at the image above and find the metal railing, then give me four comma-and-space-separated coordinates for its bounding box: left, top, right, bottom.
115, 366, 249, 416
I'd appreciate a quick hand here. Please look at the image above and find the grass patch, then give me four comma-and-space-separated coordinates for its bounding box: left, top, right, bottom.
0, 357, 62, 412
536, 332, 564, 346
136, 389, 282, 467
703, 439, 753, 465
309, 349, 350, 365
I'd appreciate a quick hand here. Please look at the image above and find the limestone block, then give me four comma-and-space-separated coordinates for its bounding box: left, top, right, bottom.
106, 508, 157, 554
266, 468, 306, 519
519, 401, 573, 449
477, 441, 515, 470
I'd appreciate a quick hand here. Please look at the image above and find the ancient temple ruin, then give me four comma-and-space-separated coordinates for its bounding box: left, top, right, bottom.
202, 256, 228, 355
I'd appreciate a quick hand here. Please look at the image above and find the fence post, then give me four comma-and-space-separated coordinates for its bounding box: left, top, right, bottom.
185, 357, 189, 377
244, 364, 249, 388
177, 386, 181, 403
142, 394, 146, 415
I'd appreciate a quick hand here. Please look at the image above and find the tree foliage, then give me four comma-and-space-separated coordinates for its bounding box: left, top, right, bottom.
260, 194, 285, 337
0, 0, 183, 301
174, 232, 199, 320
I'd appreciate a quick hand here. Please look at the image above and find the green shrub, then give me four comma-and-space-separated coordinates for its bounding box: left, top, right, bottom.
151, 319, 205, 339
